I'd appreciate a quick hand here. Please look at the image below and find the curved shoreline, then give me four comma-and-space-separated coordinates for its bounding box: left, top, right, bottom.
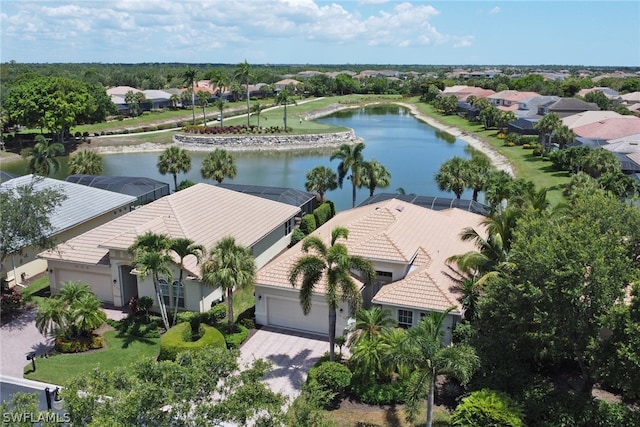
0, 102, 514, 176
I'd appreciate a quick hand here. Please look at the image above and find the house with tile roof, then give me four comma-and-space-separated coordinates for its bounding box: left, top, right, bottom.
1, 175, 136, 287
254, 199, 485, 344
538, 98, 600, 117
572, 116, 640, 141
487, 90, 540, 108
39, 183, 300, 312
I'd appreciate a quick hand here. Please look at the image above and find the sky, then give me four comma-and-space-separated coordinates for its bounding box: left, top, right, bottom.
1, 0, 639, 66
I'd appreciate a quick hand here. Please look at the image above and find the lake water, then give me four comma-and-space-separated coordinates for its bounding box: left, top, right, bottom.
4, 105, 477, 211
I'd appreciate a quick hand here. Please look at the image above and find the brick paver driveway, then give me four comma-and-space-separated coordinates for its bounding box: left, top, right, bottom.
238, 326, 329, 403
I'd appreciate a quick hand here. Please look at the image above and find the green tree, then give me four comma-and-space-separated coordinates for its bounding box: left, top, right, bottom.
251, 102, 265, 128
361, 159, 391, 197
465, 155, 494, 202
234, 60, 252, 126
551, 124, 575, 149
0, 179, 66, 278
289, 226, 375, 361
330, 142, 367, 208
182, 67, 198, 125
534, 112, 561, 154
391, 308, 479, 427
157, 146, 192, 192
169, 237, 205, 326
201, 236, 256, 332
582, 148, 620, 178
124, 90, 146, 117
434, 156, 468, 199
347, 306, 396, 348
63, 348, 284, 426
128, 232, 173, 330
598, 170, 640, 199
196, 90, 211, 123
276, 87, 296, 129
67, 150, 104, 175
305, 166, 338, 201
25, 135, 64, 176
214, 98, 226, 127
201, 148, 237, 183
451, 389, 524, 427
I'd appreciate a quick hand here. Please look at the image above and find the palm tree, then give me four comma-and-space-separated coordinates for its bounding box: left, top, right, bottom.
390, 308, 479, 427
157, 146, 192, 192
169, 93, 180, 109
26, 135, 64, 176
361, 159, 391, 197
465, 155, 493, 202
276, 87, 296, 129
71, 293, 107, 337
348, 306, 396, 348
201, 236, 256, 332
251, 102, 265, 128
534, 112, 561, 154
484, 170, 515, 212
304, 166, 338, 201
169, 238, 205, 326
128, 232, 173, 330
201, 148, 237, 183
196, 90, 211, 124
214, 99, 226, 127
68, 150, 104, 175
35, 297, 66, 337
289, 226, 375, 361
330, 142, 367, 208
234, 60, 252, 126
551, 124, 575, 150
434, 156, 468, 199
182, 67, 198, 125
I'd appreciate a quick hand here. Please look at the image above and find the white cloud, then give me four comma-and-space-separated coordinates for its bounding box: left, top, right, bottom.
489, 6, 501, 15
358, 0, 390, 4
453, 36, 474, 48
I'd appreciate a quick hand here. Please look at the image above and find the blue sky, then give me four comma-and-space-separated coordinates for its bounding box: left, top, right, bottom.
1, 0, 638, 66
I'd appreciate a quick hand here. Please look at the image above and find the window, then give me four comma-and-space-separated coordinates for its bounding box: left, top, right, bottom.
375, 271, 393, 286
173, 281, 185, 308
285, 219, 292, 235
158, 278, 171, 306
158, 279, 185, 308
398, 309, 413, 328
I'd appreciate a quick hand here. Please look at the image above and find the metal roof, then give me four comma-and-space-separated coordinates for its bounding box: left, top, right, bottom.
216, 183, 316, 208
1, 174, 137, 238
0, 171, 18, 184
358, 193, 488, 216
65, 175, 170, 204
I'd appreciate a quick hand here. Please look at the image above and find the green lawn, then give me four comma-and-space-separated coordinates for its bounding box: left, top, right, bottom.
24, 330, 160, 386
20, 275, 50, 303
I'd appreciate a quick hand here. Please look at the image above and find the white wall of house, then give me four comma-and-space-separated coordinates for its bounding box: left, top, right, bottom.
377, 303, 460, 345
368, 259, 412, 282
252, 217, 296, 269
47, 261, 113, 303
255, 284, 351, 338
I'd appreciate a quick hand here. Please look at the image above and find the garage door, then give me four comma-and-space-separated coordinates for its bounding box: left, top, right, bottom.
55, 270, 113, 303
266, 296, 328, 337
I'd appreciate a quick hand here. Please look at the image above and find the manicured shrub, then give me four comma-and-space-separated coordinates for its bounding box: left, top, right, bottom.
350, 380, 406, 405
116, 315, 163, 338
208, 303, 227, 324
217, 324, 249, 349
299, 214, 316, 235
307, 361, 352, 409
55, 334, 104, 353
289, 227, 306, 247
451, 389, 524, 427
158, 322, 225, 361
313, 202, 334, 227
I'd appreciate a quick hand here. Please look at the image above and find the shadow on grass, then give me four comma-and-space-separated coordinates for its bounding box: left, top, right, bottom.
384, 405, 404, 427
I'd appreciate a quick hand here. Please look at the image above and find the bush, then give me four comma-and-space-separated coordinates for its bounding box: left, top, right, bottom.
55, 334, 104, 353
307, 361, 352, 409
115, 315, 163, 338
593, 401, 640, 427
158, 322, 225, 361
208, 303, 227, 324
451, 389, 524, 427
299, 214, 316, 235
216, 323, 249, 349
350, 380, 406, 405
1, 287, 24, 316
313, 202, 334, 227
289, 227, 306, 247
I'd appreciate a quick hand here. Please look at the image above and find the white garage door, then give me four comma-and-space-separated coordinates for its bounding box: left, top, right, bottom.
267, 296, 328, 337
55, 270, 113, 303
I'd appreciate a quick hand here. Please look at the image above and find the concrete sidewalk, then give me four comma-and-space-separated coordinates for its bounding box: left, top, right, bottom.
0, 308, 54, 377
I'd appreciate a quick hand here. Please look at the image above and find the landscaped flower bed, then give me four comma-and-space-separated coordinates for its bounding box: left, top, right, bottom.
182, 124, 290, 135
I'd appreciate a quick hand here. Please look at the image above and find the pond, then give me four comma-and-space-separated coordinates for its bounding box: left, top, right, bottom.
4, 105, 478, 212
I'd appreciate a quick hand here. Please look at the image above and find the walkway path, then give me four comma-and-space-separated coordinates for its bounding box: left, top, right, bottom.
0, 308, 54, 377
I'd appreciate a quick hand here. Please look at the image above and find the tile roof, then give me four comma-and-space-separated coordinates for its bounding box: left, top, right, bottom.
257, 199, 485, 313
547, 98, 600, 113
562, 111, 623, 129
40, 183, 300, 277
1, 175, 136, 239
573, 117, 640, 140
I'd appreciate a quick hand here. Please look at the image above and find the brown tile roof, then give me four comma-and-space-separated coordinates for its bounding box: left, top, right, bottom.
40, 184, 300, 277
573, 117, 640, 140
257, 200, 485, 313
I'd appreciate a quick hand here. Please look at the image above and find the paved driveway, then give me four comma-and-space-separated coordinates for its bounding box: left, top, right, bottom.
0, 308, 54, 377
238, 327, 329, 403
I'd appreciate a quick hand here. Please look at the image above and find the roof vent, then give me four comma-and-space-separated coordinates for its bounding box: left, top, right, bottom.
395, 205, 404, 212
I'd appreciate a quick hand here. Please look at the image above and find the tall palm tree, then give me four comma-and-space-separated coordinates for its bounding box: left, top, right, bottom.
251, 102, 265, 128
196, 90, 210, 124
361, 159, 391, 197
276, 87, 296, 129
434, 156, 468, 199
304, 166, 338, 201
390, 308, 479, 427
27, 135, 64, 176
201, 148, 237, 183
182, 67, 198, 125
201, 236, 256, 332
330, 142, 367, 208
169, 238, 205, 326
157, 146, 192, 192
289, 226, 375, 361
234, 60, 252, 126
128, 232, 173, 330
68, 150, 104, 175
214, 99, 226, 127
534, 112, 561, 154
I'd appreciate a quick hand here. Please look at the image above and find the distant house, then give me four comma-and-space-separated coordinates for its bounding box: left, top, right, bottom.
514, 96, 560, 119
255, 199, 486, 344
572, 117, 640, 141
487, 90, 540, 108
1, 175, 136, 287
274, 79, 302, 92
538, 98, 600, 117
39, 184, 300, 312
65, 175, 170, 205
577, 87, 619, 99
562, 111, 624, 129
142, 90, 174, 110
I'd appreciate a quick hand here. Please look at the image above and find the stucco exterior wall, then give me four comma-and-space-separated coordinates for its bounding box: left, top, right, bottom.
378, 303, 459, 345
